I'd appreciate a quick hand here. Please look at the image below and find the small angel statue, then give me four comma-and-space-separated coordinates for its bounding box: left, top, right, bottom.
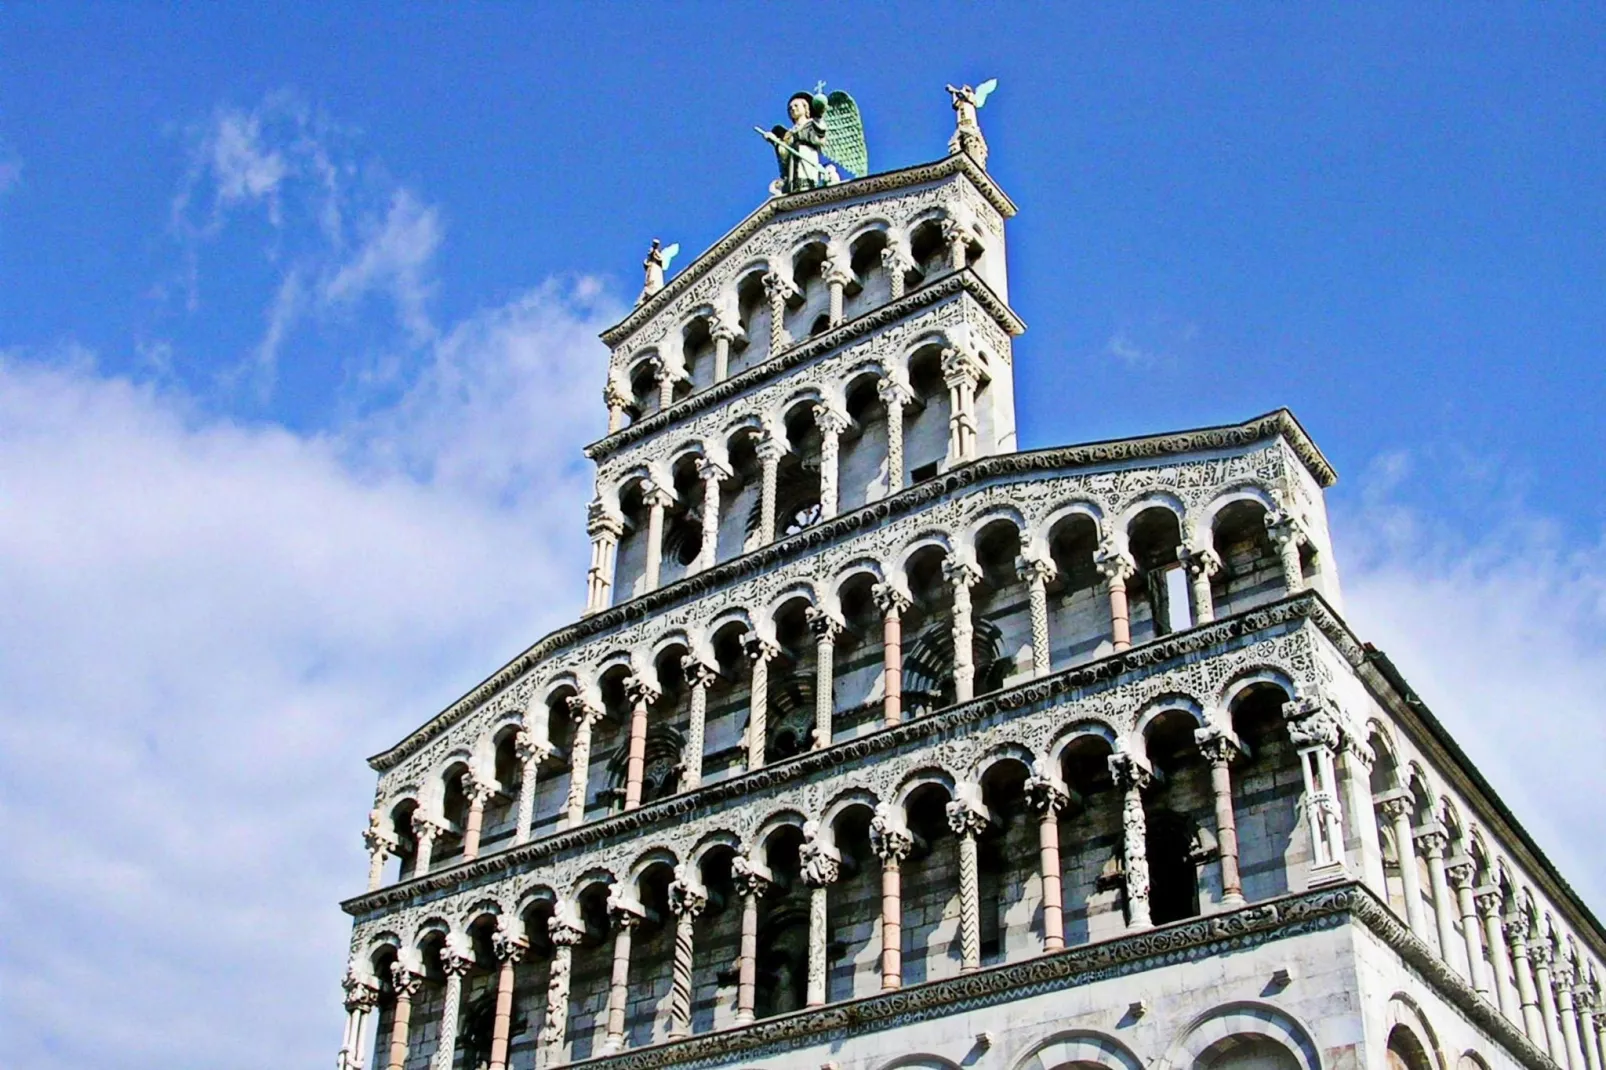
639, 238, 680, 304
945, 78, 998, 169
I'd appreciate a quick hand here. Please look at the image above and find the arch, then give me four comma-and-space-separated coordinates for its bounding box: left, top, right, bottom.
515, 883, 558, 917
972, 742, 1037, 784
1015, 1030, 1145, 1070
1200, 484, 1278, 534
1455, 1053, 1490, 1070
1217, 667, 1297, 721
460, 898, 504, 931
1155, 1002, 1322, 1070
965, 506, 1029, 555
626, 845, 681, 887
821, 786, 881, 833
766, 582, 820, 621
892, 765, 957, 809
1117, 493, 1187, 535
1384, 993, 1448, 1070
414, 914, 453, 949
1047, 719, 1120, 767
689, 829, 743, 868
1132, 694, 1209, 743
752, 808, 810, 852
1038, 501, 1106, 544
896, 530, 955, 576
833, 556, 887, 595
569, 866, 618, 900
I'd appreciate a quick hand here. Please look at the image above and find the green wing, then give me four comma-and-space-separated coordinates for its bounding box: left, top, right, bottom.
824, 90, 868, 178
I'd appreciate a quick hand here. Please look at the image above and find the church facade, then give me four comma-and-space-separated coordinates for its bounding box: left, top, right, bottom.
335, 94, 1606, 1070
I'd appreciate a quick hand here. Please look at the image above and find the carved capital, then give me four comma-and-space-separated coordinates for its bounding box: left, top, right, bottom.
743, 633, 781, 665
1474, 885, 1504, 919
812, 403, 851, 437
946, 797, 991, 838
1093, 542, 1136, 583
607, 892, 649, 930
1108, 750, 1154, 793
548, 904, 587, 948
754, 430, 787, 463
669, 871, 709, 919
870, 804, 915, 862
708, 310, 743, 344
876, 373, 914, 409
1283, 693, 1342, 751
1376, 790, 1412, 823
942, 556, 982, 591
939, 345, 983, 388
641, 481, 677, 511
1179, 544, 1222, 579
492, 920, 528, 964
871, 581, 913, 616
624, 674, 662, 709
342, 965, 381, 1011
586, 497, 625, 539
1015, 552, 1058, 586
1024, 773, 1073, 815
603, 379, 631, 411
939, 215, 977, 250
1414, 825, 1449, 860
800, 822, 842, 887
805, 605, 846, 641
514, 729, 555, 768
389, 960, 424, 998
440, 933, 475, 977
1265, 509, 1308, 548
820, 257, 854, 288
879, 245, 915, 275
731, 854, 775, 899
681, 655, 718, 689
363, 809, 399, 855
1194, 725, 1244, 766
410, 809, 448, 843
762, 270, 800, 303
564, 694, 603, 726
694, 454, 733, 485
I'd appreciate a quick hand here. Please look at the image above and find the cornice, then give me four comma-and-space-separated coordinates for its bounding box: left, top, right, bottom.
349, 592, 1346, 915
385, 884, 1553, 1070
600, 153, 1017, 347
585, 271, 1024, 461
368, 409, 1337, 773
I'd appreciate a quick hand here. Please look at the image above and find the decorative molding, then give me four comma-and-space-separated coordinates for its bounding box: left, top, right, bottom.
600, 154, 1017, 347
366, 410, 1337, 775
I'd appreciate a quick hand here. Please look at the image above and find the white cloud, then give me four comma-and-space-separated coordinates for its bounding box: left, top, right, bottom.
324, 189, 442, 346
0, 279, 620, 1069
1336, 467, 1606, 913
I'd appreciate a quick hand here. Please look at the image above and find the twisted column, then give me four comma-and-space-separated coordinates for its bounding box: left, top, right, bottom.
806, 608, 844, 749
1026, 773, 1073, 951
1477, 887, 1518, 1019
800, 826, 841, 1007
363, 810, 398, 891
513, 730, 552, 846
622, 675, 660, 811
1016, 553, 1057, 678
562, 698, 601, 828
876, 375, 912, 495
1109, 751, 1155, 930
602, 898, 646, 1054
871, 582, 911, 726
667, 874, 707, 1040
1380, 792, 1427, 936
432, 936, 474, 1070
681, 657, 715, 791
944, 557, 980, 702
940, 346, 981, 465
385, 961, 423, 1070
460, 772, 495, 862
1508, 917, 1547, 1043
870, 805, 914, 989
641, 483, 674, 592
1094, 543, 1136, 652
880, 245, 914, 300
762, 271, 798, 355
487, 923, 527, 1070
693, 456, 730, 574
1179, 544, 1221, 625
1195, 727, 1245, 906
1265, 509, 1307, 593
731, 856, 773, 1024
755, 432, 784, 545
1446, 858, 1489, 996
743, 635, 779, 772
540, 907, 586, 1063
948, 795, 991, 972
813, 405, 849, 519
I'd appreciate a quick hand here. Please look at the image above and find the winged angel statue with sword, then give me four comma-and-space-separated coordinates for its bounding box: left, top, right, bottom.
755, 84, 868, 196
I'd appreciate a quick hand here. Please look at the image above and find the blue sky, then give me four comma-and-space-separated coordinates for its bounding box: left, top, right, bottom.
2, 6, 1604, 1068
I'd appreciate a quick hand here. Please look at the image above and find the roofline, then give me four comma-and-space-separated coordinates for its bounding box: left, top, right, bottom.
599, 152, 1017, 347
366, 407, 1332, 771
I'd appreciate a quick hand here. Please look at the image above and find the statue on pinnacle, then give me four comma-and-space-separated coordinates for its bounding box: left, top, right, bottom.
946, 78, 998, 170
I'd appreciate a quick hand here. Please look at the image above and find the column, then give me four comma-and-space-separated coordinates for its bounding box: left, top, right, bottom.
805, 607, 843, 749
410, 812, 444, 876
1508, 918, 1547, 1044
822, 257, 852, 327
869, 806, 913, 989
871, 582, 911, 727
877, 374, 912, 495
653, 356, 685, 411
1535, 940, 1566, 1063
755, 432, 784, 545
709, 313, 739, 383
1285, 703, 1346, 880
813, 404, 849, 519
762, 270, 798, 354
1477, 887, 1518, 1019
1094, 543, 1136, 652
433, 937, 473, 1070
680, 657, 715, 791
1265, 510, 1307, 593
1179, 544, 1221, 625
881, 244, 914, 300
1109, 752, 1155, 930
940, 346, 980, 465
948, 795, 991, 973
1195, 727, 1245, 907
1561, 972, 1588, 1070
940, 216, 972, 271
562, 698, 601, 828
1447, 858, 1490, 997
693, 456, 730, 573
386, 961, 423, 1070
743, 635, 779, 771
487, 924, 527, 1070
731, 855, 773, 1025
1415, 826, 1457, 961
540, 908, 586, 1063
339, 968, 380, 1070
1579, 999, 1602, 1070
1379, 792, 1428, 937
602, 898, 646, 1054
641, 483, 674, 592
513, 729, 551, 846
1025, 773, 1073, 951
667, 874, 708, 1040
944, 557, 980, 702
585, 501, 624, 614
1339, 739, 1387, 894
364, 810, 399, 891
460, 772, 494, 862
800, 830, 841, 1007
1016, 553, 1057, 678
604, 380, 629, 435
622, 675, 660, 811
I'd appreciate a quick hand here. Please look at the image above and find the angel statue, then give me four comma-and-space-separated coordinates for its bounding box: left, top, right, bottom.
945, 78, 998, 170
638, 238, 679, 304
755, 85, 868, 196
